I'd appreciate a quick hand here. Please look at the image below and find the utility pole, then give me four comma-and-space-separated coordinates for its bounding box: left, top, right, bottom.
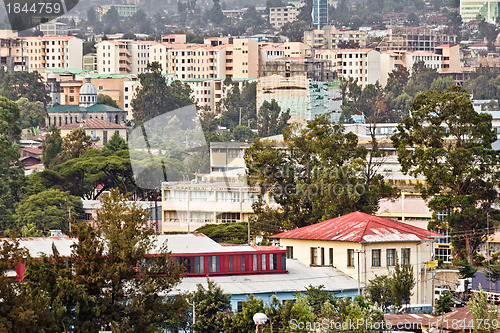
355, 250, 365, 295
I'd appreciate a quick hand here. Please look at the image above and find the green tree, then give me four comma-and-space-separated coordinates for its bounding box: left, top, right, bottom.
469, 284, 499, 333
210, 0, 226, 24
430, 76, 456, 91
392, 86, 499, 263
366, 275, 394, 310
280, 20, 308, 42
15, 188, 83, 232
96, 93, 119, 108
257, 99, 290, 137
303, 285, 335, 315
132, 62, 193, 123
0, 97, 23, 231
75, 189, 185, 331
390, 254, 415, 307
289, 295, 316, 331
59, 127, 92, 162
0, 69, 50, 105
192, 278, 231, 333
104, 131, 128, 153
225, 294, 265, 333
246, 115, 398, 234
405, 61, 439, 97
41, 126, 63, 168
16, 97, 46, 128
233, 125, 255, 141
435, 291, 453, 315
457, 259, 478, 279
486, 262, 500, 283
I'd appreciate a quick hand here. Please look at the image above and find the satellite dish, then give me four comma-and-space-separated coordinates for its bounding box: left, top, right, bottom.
253, 313, 267, 325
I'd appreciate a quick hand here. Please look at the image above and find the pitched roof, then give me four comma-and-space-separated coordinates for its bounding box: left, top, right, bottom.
47, 104, 126, 113
271, 211, 443, 243
59, 118, 127, 130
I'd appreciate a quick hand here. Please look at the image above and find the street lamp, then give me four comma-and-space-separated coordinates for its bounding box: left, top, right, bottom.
253, 312, 267, 333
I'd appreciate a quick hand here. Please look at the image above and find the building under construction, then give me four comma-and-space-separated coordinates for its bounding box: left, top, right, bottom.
376, 27, 457, 52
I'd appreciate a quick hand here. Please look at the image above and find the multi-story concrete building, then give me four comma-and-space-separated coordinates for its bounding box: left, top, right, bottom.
304, 25, 367, 49
314, 48, 381, 87
39, 22, 69, 37
377, 27, 457, 52
261, 57, 334, 81
435, 44, 461, 73
83, 53, 97, 72
269, 5, 300, 29
8, 36, 84, 71
97, 40, 158, 74
460, 0, 500, 23
0, 36, 27, 72
97, 4, 138, 20
404, 51, 442, 72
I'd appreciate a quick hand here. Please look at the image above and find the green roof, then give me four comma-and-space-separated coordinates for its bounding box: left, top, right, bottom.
46, 68, 88, 74
47, 104, 126, 112
85, 73, 131, 79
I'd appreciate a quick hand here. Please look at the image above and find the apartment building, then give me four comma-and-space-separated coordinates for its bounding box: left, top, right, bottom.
314, 48, 381, 87
404, 51, 442, 72
19, 36, 83, 71
269, 5, 300, 29
97, 40, 158, 74
435, 44, 461, 73
225, 39, 259, 79
304, 25, 367, 49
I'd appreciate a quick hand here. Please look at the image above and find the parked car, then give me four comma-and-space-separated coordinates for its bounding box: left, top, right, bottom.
399, 304, 433, 314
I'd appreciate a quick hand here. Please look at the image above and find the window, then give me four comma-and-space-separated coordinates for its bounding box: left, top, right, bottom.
329, 248, 333, 266
208, 256, 220, 273
369, 249, 380, 267
347, 249, 354, 267
271, 253, 277, 270
165, 190, 188, 201
321, 247, 325, 266
228, 255, 233, 272
402, 248, 410, 265
253, 254, 257, 271
286, 246, 293, 258
435, 248, 452, 263
262, 254, 266, 270
237, 301, 243, 312
195, 256, 204, 274
216, 191, 240, 202
241, 255, 245, 271
387, 249, 396, 266
310, 247, 318, 265
83, 213, 92, 221
190, 191, 210, 202
281, 253, 286, 270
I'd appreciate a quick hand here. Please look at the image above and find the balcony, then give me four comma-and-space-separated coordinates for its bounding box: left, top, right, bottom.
90, 136, 100, 142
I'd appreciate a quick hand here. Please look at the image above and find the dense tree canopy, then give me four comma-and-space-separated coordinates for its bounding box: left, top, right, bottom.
132, 62, 193, 123
0, 69, 50, 105
392, 86, 499, 262
245, 115, 399, 234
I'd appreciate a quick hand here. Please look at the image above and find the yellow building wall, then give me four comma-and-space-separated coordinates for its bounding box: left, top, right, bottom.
278, 238, 434, 304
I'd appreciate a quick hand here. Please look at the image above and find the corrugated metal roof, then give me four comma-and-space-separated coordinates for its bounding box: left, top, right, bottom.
1, 234, 278, 258
169, 259, 360, 296
271, 212, 442, 243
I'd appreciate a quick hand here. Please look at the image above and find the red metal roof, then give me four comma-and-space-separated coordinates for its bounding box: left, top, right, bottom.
271, 211, 443, 243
